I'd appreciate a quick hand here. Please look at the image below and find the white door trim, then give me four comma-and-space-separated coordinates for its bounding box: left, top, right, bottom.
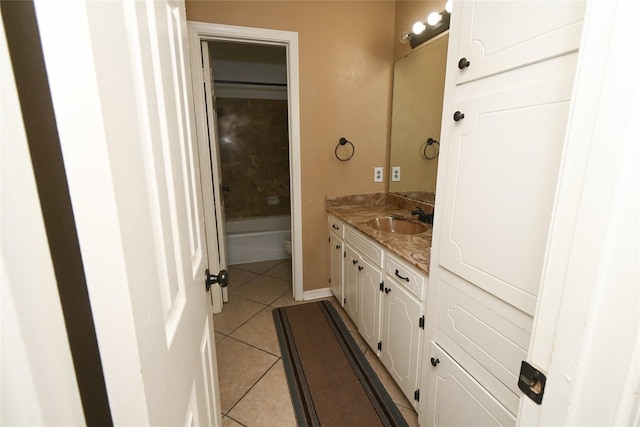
188, 22, 304, 301
518, 0, 640, 424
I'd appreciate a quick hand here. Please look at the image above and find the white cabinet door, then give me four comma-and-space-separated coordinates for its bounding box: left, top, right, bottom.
425, 342, 515, 427
438, 72, 576, 315
329, 232, 344, 304
381, 278, 423, 406
357, 256, 383, 354
344, 244, 360, 323
453, 1, 585, 84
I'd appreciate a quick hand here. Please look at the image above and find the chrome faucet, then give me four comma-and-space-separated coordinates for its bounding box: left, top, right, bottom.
411, 206, 434, 224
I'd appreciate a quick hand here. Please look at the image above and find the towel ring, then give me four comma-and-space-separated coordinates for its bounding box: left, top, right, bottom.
423, 138, 440, 160
335, 137, 355, 161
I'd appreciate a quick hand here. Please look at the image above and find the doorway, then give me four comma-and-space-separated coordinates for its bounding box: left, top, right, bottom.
207, 41, 291, 267
188, 23, 303, 304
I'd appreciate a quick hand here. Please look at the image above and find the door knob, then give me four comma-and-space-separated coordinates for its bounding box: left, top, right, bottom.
430, 357, 440, 367
458, 57, 470, 69
453, 111, 465, 122
205, 269, 228, 292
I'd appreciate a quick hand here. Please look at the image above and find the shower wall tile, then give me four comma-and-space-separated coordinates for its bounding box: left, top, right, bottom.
217, 98, 290, 219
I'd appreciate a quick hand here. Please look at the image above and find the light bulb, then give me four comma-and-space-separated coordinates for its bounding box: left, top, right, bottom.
445, 0, 452, 13
427, 11, 442, 26
412, 21, 426, 35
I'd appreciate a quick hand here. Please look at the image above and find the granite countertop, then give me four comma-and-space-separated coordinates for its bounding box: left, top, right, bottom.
326, 193, 433, 274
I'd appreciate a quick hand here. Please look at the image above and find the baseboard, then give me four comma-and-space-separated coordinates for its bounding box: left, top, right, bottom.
302, 287, 333, 301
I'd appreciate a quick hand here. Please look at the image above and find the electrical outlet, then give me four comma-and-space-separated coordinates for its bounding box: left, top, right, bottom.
374, 167, 383, 183
267, 196, 280, 206
391, 166, 401, 182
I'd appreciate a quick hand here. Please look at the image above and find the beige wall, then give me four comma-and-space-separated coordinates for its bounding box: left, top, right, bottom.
186, 1, 395, 291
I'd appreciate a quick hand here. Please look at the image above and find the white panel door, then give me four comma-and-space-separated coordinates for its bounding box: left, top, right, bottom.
33, 0, 222, 424
201, 40, 228, 310
110, 1, 221, 424
438, 73, 575, 315
453, 1, 585, 84
380, 279, 422, 406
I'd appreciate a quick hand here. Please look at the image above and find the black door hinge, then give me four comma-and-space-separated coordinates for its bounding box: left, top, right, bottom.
377, 341, 382, 351
414, 389, 420, 401
419, 315, 425, 329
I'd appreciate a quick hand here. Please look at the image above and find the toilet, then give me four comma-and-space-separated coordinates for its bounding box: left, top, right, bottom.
284, 239, 292, 256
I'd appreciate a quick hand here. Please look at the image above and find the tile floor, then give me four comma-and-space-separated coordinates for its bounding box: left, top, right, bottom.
214, 258, 419, 427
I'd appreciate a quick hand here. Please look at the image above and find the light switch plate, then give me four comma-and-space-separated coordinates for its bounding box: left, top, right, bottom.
374, 167, 383, 183
391, 166, 401, 182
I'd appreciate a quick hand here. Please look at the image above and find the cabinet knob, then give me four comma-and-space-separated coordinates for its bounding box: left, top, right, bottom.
453, 111, 465, 122
336, 244, 341, 250
358, 266, 364, 271
353, 260, 358, 265
458, 57, 470, 69
384, 287, 391, 294
332, 224, 340, 230
430, 357, 440, 367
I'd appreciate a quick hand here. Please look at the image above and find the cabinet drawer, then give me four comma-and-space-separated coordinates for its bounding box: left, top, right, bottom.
328, 214, 345, 239
345, 228, 383, 268
432, 272, 532, 414
385, 253, 426, 301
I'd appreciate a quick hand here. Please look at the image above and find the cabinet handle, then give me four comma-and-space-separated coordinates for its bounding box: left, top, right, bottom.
336, 244, 341, 250
384, 287, 391, 294
453, 111, 465, 122
358, 266, 364, 271
394, 269, 410, 282
458, 57, 470, 69
430, 357, 440, 367
353, 260, 358, 265
332, 224, 340, 230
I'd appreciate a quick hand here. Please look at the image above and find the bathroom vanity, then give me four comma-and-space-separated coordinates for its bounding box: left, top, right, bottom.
326, 193, 433, 409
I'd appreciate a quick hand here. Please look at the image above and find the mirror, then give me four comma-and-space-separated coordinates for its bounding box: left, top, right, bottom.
388, 32, 449, 205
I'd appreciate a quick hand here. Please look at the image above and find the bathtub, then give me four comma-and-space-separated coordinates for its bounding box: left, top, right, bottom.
225, 215, 291, 265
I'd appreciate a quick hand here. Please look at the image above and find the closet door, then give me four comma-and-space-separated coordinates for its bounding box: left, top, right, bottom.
453, 1, 585, 84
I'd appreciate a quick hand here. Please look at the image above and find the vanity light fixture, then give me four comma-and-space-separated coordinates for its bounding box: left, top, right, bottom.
404, 7, 451, 49
445, 0, 452, 13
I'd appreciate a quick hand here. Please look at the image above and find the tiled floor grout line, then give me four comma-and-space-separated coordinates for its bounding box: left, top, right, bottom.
216, 259, 418, 426
223, 357, 282, 418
